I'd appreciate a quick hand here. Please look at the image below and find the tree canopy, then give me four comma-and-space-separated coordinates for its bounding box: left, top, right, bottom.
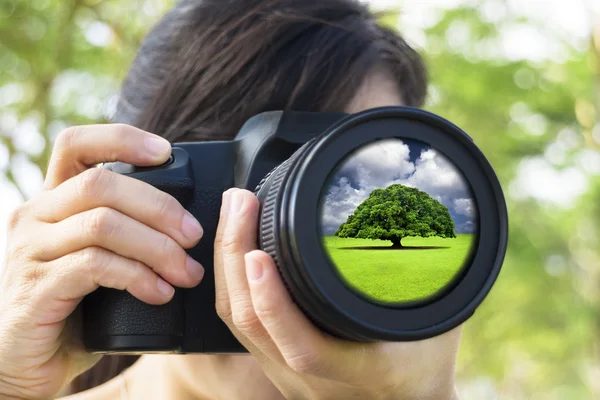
335, 184, 456, 247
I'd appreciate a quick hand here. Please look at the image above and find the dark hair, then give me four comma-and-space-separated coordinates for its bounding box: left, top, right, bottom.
71, 0, 427, 394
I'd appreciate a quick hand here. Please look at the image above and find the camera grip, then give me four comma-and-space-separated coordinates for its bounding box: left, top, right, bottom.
82, 151, 195, 353
83, 288, 185, 352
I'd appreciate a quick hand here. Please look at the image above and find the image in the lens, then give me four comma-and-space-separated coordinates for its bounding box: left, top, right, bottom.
319, 138, 478, 305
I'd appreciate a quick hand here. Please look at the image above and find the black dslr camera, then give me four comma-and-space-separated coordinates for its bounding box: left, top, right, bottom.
83, 107, 508, 354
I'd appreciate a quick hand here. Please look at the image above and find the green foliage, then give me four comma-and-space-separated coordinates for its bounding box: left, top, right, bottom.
0, 0, 174, 198
408, 3, 600, 398
323, 235, 473, 303
335, 184, 456, 247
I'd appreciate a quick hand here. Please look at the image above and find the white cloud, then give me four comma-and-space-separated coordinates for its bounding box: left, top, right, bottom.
456, 220, 475, 235
454, 198, 475, 217
321, 139, 476, 235
338, 139, 415, 189
320, 177, 369, 234
400, 148, 468, 199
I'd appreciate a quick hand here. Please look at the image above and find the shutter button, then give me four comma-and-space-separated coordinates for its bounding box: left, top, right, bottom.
162, 154, 175, 167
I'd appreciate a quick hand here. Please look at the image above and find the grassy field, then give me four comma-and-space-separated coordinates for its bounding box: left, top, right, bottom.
322, 234, 475, 304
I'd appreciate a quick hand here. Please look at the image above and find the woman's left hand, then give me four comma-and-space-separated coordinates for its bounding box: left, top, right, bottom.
214, 188, 461, 400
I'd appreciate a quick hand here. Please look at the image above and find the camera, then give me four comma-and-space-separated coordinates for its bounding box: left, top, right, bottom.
83, 106, 508, 354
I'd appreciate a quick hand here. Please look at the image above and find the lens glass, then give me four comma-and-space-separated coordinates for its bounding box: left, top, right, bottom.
319, 138, 478, 305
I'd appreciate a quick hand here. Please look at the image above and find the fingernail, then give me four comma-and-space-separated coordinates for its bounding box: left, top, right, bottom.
221, 190, 232, 216
182, 212, 203, 241
186, 255, 205, 281
230, 189, 245, 215
145, 136, 171, 159
157, 278, 175, 298
246, 255, 264, 282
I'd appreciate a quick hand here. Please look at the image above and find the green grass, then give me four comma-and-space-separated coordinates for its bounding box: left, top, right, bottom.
322, 234, 475, 304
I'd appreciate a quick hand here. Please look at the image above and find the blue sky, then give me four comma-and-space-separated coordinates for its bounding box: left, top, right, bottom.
320, 138, 477, 236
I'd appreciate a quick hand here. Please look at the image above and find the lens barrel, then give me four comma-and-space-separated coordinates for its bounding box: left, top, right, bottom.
255, 106, 507, 341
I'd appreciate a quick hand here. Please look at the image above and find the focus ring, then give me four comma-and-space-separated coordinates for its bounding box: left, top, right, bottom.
259, 155, 297, 266
257, 140, 315, 293
253, 165, 278, 196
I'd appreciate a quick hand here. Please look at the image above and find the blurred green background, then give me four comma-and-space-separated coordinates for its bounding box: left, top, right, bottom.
1, 0, 599, 398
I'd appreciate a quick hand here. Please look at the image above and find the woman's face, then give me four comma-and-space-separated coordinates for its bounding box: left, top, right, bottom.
165, 67, 405, 396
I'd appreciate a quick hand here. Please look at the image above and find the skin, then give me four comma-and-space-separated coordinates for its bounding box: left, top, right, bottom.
0, 69, 461, 400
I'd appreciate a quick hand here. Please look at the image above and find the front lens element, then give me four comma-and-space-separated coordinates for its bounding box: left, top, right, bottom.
319, 138, 478, 306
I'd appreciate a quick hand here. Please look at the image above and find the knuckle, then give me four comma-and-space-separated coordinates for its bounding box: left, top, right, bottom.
6, 205, 25, 231
114, 123, 146, 150
77, 168, 112, 198
286, 350, 323, 375
83, 207, 118, 238
5, 215, 35, 262
20, 262, 48, 285
213, 234, 224, 248
106, 124, 132, 157
231, 301, 261, 334
54, 125, 81, 152
158, 234, 177, 257
82, 247, 110, 282
154, 192, 178, 221
127, 261, 147, 288
219, 233, 239, 253
6, 241, 29, 264
78, 246, 98, 265
216, 300, 233, 324
254, 296, 282, 320
111, 123, 133, 138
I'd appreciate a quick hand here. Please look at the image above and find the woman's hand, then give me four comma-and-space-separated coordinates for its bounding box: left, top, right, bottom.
0, 125, 205, 400
214, 188, 461, 400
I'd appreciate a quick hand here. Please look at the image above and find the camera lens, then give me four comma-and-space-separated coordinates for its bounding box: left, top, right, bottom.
319, 138, 477, 306
256, 106, 507, 342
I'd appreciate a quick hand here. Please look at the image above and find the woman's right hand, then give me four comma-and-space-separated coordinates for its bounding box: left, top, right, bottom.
0, 125, 206, 400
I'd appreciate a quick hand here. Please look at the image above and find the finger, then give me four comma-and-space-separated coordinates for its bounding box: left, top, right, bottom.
32, 207, 204, 288
214, 190, 270, 334
213, 189, 233, 322
219, 189, 261, 329
214, 189, 277, 359
215, 188, 259, 323
30, 247, 174, 326
245, 250, 349, 379
44, 124, 171, 190
35, 168, 202, 249
52, 247, 175, 304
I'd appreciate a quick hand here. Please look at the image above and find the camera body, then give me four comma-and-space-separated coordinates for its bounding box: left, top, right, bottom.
83, 106, 508, 354
83, 111, 347, 353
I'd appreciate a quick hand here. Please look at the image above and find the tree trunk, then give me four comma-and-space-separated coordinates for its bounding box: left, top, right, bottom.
390, 239, 403, 248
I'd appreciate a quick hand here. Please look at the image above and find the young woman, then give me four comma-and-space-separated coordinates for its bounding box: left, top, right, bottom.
0, 1, 462, 399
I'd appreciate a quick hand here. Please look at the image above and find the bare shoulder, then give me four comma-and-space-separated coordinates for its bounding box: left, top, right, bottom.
57, 376, 124, 400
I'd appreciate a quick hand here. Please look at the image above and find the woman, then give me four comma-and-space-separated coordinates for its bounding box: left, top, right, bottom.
0, 0, 462, 399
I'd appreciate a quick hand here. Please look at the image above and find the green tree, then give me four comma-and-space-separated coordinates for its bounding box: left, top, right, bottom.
335, 184, 456, 248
